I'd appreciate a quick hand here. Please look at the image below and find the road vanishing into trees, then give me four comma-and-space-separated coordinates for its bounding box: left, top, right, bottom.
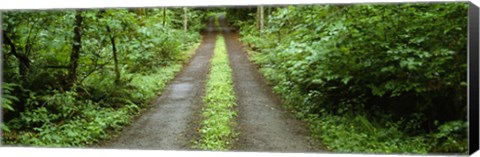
101, 16, 323, 152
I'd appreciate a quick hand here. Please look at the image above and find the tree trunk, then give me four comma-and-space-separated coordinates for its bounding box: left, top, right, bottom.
260, 6, 264, 31
183, 7, 188, 49
257, 6, 264, 32
105, 25, 121, 84
163, 8, 167, 26
2, 30, 30, 81
97, 10, 121, 84
67, 11, 83, 89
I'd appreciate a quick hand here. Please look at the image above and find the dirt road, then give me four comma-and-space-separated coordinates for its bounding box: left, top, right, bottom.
220, 15, 322, 152
102, 16, 322, 152
102, 17, 217, 150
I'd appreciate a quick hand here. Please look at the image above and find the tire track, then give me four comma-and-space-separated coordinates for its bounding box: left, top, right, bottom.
101, 17, 217, 150
220, 15, 323, 152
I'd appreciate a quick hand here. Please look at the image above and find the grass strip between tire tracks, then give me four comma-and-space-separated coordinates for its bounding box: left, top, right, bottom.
196, 34, 237, 150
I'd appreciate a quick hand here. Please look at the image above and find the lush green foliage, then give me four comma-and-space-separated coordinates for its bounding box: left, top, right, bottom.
2, 8, 202, 146
225, 7, 256, 29
2, 60, 196, 146
306, 113, 465, 153
195, 35, 237, 150
231, 3, 467, 154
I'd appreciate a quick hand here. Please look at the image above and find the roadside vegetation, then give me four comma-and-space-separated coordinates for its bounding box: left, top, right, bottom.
227, 3, 468, 154
195, 35, 237, 150
1, 8, 206, 146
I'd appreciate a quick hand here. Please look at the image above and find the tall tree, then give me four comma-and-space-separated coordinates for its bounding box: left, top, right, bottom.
163, 8, 167, 26
67, 11, 83, 89
257, 6, 264, 32
2, 31, 30, 82
106, 24, 121, 84
99, 10, 121, 84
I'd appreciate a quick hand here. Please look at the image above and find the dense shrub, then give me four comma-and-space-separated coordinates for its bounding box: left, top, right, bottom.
233, 3, 468, 153
2, 8, 203, 146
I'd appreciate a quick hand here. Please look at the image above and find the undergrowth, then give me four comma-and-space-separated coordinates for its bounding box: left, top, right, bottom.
1, 43, 200, 147
246, 47, 467, 154
235, 3, 468, 154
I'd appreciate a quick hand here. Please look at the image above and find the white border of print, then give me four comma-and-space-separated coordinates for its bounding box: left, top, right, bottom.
0, 0, 477, 157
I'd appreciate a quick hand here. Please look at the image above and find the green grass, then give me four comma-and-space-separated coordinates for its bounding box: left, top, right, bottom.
195, 35, 237, 150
